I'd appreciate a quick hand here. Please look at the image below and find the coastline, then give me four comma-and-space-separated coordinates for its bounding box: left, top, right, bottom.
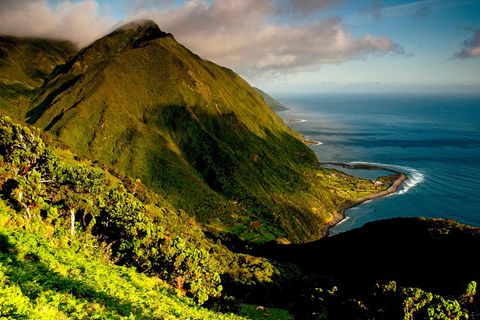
320, 162, 408, 237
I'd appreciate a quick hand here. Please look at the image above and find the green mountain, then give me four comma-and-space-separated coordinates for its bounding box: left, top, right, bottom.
0, 36, 76, 118
253, 88, 289, 111
17, 20, 380, 243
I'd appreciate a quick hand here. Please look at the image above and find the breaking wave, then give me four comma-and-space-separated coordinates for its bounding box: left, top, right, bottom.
349, 161, 425, 195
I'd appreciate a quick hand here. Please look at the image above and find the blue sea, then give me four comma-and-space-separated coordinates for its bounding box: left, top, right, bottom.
275, 93, 480, 235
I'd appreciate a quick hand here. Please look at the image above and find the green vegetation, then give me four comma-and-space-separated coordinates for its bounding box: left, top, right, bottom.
288, 282, 478, 319
0, 203, 245, 319
0, 116, 282, 307
0, 36, 76, 118
0, 119, 246, 318
253, 88, 289, 111
0, 36, 75, 88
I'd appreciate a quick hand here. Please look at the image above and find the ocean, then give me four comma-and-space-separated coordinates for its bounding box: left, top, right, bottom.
275, 93, 480, 235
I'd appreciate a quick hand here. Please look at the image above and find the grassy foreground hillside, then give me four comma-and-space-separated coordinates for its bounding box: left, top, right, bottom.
0, 202, 244, 319
17, 20, 388, 243
0, 116, 246, 318
0, 116, 287, 309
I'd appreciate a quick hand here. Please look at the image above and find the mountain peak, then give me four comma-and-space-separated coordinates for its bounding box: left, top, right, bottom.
57, 19, 170, 73
110, 19, 169, 44
115, 19, 161, 33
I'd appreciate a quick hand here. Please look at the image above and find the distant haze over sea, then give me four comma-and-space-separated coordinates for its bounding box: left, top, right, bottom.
276, 93, 480, 234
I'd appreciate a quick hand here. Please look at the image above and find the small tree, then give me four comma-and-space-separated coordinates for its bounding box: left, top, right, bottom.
158, 236, 223, 304
12, 171, 45, 219
0, 116, 44, 177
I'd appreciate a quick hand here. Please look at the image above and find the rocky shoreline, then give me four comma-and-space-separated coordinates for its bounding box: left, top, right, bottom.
320, 162, 408, 237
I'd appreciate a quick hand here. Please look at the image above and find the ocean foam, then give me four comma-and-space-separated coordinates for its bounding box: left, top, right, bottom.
287, 119, 307, 123
335, 215, 350, 226
398, 168, 425, 194
304, 136, 323, 146
349, 161, 425, 195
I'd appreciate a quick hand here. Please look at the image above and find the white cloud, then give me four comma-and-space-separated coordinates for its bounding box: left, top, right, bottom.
0, 0, 403, 74
0, 0, 114, 47
282, 0, 345, 15
129, 0, 404, 73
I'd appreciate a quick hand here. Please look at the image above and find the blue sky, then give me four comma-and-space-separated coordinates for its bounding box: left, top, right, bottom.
1, 0, 479, 94
251, 0, 480, 93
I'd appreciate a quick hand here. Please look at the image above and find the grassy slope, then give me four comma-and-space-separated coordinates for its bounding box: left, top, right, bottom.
22, 21, 388, 243
0, 116, 293, 317
0, 36, 76, 118
0, 200, 244, 320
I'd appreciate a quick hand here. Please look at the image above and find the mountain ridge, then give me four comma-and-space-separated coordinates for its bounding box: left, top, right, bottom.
253, 88, 289, 111
0, 36, 76, 118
